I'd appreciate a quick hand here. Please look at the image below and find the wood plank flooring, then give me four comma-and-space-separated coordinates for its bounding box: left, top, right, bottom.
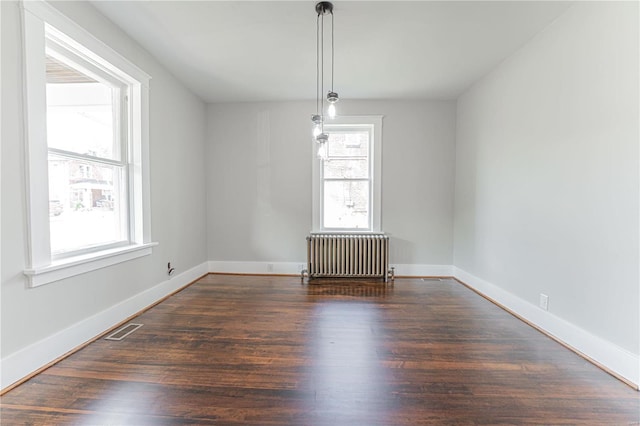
1, 274, 638, 425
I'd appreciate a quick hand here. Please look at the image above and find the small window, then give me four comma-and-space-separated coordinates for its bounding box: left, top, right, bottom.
322, 127, 371, 229
312, 116, 383, 232
22, 1, 154, 287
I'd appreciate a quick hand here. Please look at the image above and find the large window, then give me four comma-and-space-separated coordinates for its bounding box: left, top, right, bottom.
46, 34, 129, 256
313, 116, 383, 232
22, 1, 154, 287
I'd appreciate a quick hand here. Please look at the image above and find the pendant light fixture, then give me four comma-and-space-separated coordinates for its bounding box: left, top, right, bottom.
312, 1, 339, 160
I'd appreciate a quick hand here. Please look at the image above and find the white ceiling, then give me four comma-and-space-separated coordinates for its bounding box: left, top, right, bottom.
90, 1, 573, 103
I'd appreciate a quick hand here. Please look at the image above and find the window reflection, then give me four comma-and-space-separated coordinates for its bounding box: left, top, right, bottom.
305, 301, 393, 422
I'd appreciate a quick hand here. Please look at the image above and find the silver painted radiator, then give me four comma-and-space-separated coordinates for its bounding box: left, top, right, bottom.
304, 233, 392, 282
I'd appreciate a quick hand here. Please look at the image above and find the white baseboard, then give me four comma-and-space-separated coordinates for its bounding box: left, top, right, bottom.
0, 262, 208, 392
453, 267, 639, 389
208, 260, 306, 275
208, 260, 453, 278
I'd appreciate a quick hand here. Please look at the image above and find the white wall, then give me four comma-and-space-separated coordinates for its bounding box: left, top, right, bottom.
1, 0, 208, 388
454, 1, 639, 380
206, 100, 457, 273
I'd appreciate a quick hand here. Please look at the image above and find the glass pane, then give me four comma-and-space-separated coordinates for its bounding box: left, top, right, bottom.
46, 55, 120, 160
48, 154, 127, 255
323, 158, 368, 179
327, 131, 369, 157
323, 181, 369, 229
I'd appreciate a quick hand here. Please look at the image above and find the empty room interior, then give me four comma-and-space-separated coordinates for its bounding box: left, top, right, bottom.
1, 0, 639, 424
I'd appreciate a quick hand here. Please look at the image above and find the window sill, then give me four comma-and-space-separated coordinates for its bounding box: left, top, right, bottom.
24, 242, 158, 288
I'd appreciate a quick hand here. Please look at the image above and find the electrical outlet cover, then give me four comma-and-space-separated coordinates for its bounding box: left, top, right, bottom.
539, 294, 549, 311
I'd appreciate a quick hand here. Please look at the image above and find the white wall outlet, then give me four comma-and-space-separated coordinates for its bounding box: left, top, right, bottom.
539, 293, 549, 311
267, 263, 274, 272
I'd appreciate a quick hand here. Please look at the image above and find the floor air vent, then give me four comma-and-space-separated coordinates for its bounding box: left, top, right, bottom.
105, 323, 143, 341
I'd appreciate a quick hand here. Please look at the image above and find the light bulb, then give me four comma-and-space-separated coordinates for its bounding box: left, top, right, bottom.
326, 91, 339, 119
312, 124, 321, 138
317, 142, 328, 160
327, 103, 336, 119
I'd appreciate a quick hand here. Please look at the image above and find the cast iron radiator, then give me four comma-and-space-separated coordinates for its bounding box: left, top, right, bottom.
303, 233, 393, 282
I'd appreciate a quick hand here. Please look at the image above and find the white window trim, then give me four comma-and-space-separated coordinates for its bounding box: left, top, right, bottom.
312, 115, 383, 233
24, 243, 157, 288
21, 0, 155, 287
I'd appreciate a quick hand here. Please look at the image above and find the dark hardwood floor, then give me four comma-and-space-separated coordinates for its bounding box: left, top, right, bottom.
1, 274, 638, 425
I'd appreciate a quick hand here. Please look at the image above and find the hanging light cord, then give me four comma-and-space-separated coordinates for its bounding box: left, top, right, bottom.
316, 14, 320, 117
331, 11, 334, 92
320, 12, 325, 132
